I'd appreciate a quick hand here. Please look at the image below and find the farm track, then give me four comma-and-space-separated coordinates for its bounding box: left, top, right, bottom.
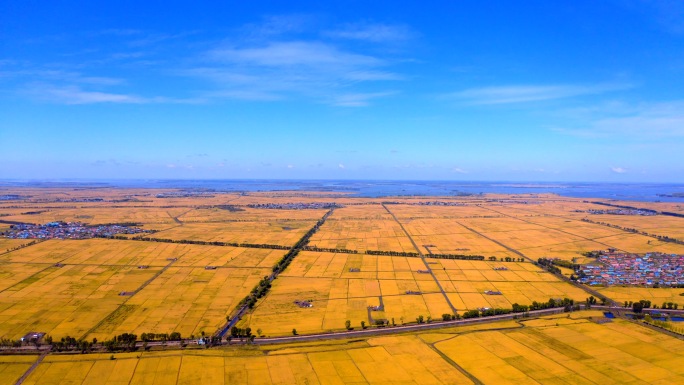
14, 350, 47, 385
424, 341, 483, 385
78, 255, 184, 340
476, 205, 630, 253
382, 204, 458, 314
454, 218, 614, 304
214, 209, 336, 339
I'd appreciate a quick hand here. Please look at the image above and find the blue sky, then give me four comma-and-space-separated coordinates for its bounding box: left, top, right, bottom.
1, 1, 684, 182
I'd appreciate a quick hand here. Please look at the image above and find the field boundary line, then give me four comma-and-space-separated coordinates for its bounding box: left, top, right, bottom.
381, 204, 457, 313
14, 350, 47, 385
476, 205, 629, 253
426, 341, 483, 385
79, 256, 181, 340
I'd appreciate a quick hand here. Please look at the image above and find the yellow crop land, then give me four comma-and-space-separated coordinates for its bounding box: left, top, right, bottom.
0, 238, 281, 340
7, 312, 684, 384
596, 286, 684, 307
150, 221, 316, 246
0, 355, 37, 385
310, 218, 415, 252
435, 316, 684, 384
3, 188, 684, 384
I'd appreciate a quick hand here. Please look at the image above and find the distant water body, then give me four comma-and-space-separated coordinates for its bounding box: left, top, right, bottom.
6, 180, 684, 203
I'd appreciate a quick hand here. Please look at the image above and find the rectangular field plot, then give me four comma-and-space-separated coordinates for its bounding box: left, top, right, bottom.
596, 286, 684, 306
0, 356, 37, 385
309, 219, 415, 252
1, 207, 183, 227
20, 335, 470, 385
0, 238, 34, 252
431, 260, 588, 310
322, 204, 394, 219
88, 266, 271, 340
402, 219, 518, 257
0, 264, 161, 339
435, 317, 684, 384
150, 221, 315, 246
0, 239, 282, 269
388, 204, 496, 219
243, 252, 455, 335
589, 214, 684, 240
178, 207, 328, 223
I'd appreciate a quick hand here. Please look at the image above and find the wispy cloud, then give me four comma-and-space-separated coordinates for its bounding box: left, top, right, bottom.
611, 167, 628, 174
325, 23, 413, 43
208, 41, 382, 68
448, 83, 630, 105
553, 100, 684, 138
0, 69, 124, 85
25, 84, 202, 105
330, 91, 396, 107
189, 40, 401, 105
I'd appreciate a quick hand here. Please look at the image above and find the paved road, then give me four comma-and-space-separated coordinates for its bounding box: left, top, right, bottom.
249, 306, 579, 345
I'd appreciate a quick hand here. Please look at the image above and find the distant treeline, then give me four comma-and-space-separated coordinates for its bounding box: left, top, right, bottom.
590, 201, 684, 218
581, 218, 684, 245
102, 235, 292, 250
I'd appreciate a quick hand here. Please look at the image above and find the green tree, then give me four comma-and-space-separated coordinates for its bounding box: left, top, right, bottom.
292, 328, 298, 336
345, 320, 351, 330
633, 301, 644, 313
361, 321, 366, 329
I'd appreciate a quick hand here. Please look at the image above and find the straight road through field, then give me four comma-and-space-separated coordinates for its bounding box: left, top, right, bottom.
382, 204, 458, 314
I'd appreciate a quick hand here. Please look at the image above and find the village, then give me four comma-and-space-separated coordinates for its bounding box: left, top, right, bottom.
586, 208, 657, 216
579, 251, 684, 287
0, 221, 152, 240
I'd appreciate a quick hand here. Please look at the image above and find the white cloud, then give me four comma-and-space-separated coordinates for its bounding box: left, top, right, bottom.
611, 167, 628, 174
554, 100, 684, 138
325, 23, 413, 43
209, 41, 381, 68
338, 164, 345, 169
451, 167, 467, 174
0, 69, 124, 85
449, 83, 630, 105
189, 37, 402, 105
33, 85, 145, 104
331, 91, 396, 107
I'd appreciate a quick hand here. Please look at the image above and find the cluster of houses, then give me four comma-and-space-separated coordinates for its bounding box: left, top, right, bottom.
247, 202, 342, 210
155, 191, 215, 198
411, 201, 464, 206
294, 300, 313, 308
579, 252, 684, 286
0, 194, 24, 200
586, 208, 657, 216
1, 221, 151, 240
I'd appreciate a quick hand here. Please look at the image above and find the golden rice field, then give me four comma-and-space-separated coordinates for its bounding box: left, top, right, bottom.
0, 239, 282, 340
309, 219, 415, 252
435, 313, 684, 384
0, 355, 37, 385
239, 252, 587, 336
178, 207, 328, 223
6, 311, 684, 384
595, 286, 684, 307
1, 207, 186, 226
3, 188, 684, 384
150, 221, 316, 246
